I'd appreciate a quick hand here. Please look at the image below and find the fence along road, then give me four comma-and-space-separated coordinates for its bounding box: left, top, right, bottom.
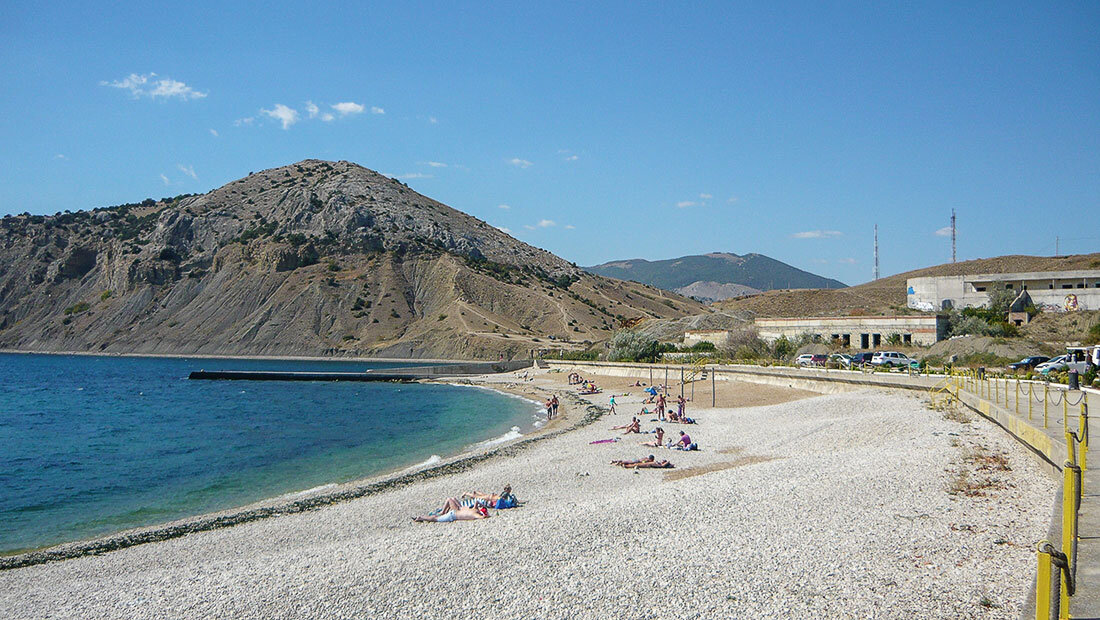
544, 360, 1096, 619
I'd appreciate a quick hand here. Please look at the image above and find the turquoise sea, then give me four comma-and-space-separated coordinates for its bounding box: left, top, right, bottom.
0, 353, 541, 554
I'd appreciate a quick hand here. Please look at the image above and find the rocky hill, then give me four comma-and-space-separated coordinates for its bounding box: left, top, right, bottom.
0, 160, 704, 359
713, 253, 1100, 318
584, 252, 845, 300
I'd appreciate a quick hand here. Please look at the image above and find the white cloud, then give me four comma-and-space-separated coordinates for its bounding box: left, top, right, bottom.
564, 224, 576, 230
54, 154, 67, 160
498, 204, 511, 210
234, 117, 254, 126
935, 226, 953, 237
727, 196, 739, 204
676, 201, 697, 208
320, 113, 334, 122
261, 104, 299, 129
564, 154, 578, 161
812, 258, 828, 264
209, 129, 218, 137
791, 230, 843, 239
538, 219, 556, 228
370, 106, 385, 115
384, 172, 432, 180
523, 224, 536, 230
496, 226, 512, 234
177, 164, 197, 180
160, 174, 171, 185
509, 158, 533, 169
425, 161, 447, 168
838, 257, 857, 264
429, 116, 438, 124
102, 73, 207, 100
305, 101, 319, 119
699, 193, 712, 200
332, 101, 365, 116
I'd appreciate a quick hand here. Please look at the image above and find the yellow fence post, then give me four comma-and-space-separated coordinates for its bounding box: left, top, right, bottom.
1037, 541, 1054, 620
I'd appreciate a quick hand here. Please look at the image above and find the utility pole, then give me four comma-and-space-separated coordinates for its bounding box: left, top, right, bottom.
951, 209, 956, 263
1056, 236, 1060, 257
873, 224, 879, 281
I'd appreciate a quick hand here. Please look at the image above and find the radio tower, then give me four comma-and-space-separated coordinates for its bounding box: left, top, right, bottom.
873, 224, 879, 281
951, 209, 957, 263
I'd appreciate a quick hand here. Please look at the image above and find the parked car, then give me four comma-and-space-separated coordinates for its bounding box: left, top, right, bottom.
795, 354, 815, 367
1036, 355, 1067, 375
848, 352, 875, 367
829, 353, 852, 368
1006, 356, 1050, 371
870, 351, 914, 368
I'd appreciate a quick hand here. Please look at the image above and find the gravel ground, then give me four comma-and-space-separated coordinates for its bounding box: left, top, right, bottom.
0, 378, 1055, 619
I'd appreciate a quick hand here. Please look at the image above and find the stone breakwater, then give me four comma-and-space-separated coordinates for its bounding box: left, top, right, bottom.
0, 377, 1055, 619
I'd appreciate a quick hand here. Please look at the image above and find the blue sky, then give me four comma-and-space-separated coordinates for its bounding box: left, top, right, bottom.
1, 2, 1097, 285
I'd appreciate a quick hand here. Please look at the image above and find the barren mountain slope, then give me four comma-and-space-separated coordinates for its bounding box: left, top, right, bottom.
713, 253, 1100, 318
0, 160, 703, 359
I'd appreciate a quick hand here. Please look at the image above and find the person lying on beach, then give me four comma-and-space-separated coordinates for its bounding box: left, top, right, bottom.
461, 485, 520, 509
611, 455, 655, 466
610, 416, 639, 430
413, 498, 489, 522
642, 427, 665, 447
625, 459, 673, 469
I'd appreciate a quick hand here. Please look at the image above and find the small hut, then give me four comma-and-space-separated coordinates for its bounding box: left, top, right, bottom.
1007, 289, 1034, 326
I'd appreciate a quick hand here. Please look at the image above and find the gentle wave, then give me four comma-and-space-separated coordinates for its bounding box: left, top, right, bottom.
398, 454, 442, 474
276, 483, 339, 501
473, 426, 523, 450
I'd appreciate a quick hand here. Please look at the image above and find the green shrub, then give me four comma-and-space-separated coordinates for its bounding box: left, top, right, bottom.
63, 302, 90, 315
772, 336, 795, 359
100, 290, 112, 301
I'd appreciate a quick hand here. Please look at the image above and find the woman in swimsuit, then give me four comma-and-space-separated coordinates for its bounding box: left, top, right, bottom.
413, 498, 490, 522
461, 485, 519, 509
642, 427, 664, 447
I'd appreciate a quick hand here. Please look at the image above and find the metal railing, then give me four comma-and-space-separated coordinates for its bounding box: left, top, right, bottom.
946, 369, 1089, 619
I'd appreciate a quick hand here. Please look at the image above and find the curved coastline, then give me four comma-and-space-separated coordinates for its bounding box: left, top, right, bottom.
0, 386, 599, 570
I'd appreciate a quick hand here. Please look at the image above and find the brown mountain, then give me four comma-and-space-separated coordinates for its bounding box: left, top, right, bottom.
0, 160, 703, 359
713, 253, 1100, 318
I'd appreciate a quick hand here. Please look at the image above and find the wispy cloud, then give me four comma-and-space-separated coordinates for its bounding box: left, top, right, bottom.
676, 201, 697, 208
498, 204, 511, 210
538, 219, 556, 228
209, 128, 218, 137
564, 154, 578, 161
838, 257, 857, 264
370, 106, 385, 115
234, 117, 255, 127
496, 226, 512, 234
261, 104, 299, 129
791, 230, 843, 239
102, 73, 207, 100
509, 158, 533, 169
523, 224, 536, 231
699, 193, 712, 200
320, 113, 334, 122
160, 174, 171, 185
384, 172, 432, 180
54, 154, 67, 160
429, 116, 438, 124
564, 224, 576, 230
305, 101, 319, 119
424, 161, 447, 168
727, 196, 739, 204
935, 226, 953, 237
332, 101, 365, 116
177, 164, 197, 180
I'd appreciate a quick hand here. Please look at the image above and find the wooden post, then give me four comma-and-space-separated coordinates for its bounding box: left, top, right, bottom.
680, 367, 684, 398
711, 369, 715, 408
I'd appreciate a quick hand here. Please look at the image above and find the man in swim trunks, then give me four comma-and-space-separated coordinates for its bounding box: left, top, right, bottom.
461, 485, 519, 509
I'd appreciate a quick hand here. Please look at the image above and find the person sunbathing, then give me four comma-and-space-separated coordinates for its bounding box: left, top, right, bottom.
461, 485, 519, 509
611, 455, 655, 466
625, 459, 673, 469
610, 416, 639, 431
642, 427, 665, 447
413, 498, 490, 522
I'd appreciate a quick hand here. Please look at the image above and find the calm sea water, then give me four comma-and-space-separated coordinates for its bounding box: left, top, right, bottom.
0, 353, 541, 554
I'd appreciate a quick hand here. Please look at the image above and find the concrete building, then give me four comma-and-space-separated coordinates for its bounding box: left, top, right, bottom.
754, 315, 948, 348
907, 270, 1100, 312
683, 330, 731, 348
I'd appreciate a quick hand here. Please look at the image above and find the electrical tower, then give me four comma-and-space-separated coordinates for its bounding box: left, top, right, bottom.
873, 224, 879, 281
951, 209, 956, 263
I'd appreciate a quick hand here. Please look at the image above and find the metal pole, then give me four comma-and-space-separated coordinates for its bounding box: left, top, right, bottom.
680, 367, 684, 398
665, 366, 668, 392
711, 370, 715, 408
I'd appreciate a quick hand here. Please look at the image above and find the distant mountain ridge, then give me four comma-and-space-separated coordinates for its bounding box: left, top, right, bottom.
584, 252, 846, 300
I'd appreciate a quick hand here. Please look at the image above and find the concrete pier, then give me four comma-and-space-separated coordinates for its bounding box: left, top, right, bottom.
188, 360, 533, 382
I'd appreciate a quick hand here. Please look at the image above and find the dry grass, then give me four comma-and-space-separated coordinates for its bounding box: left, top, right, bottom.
664, 455, 777, 481
948, 446, 1010, 497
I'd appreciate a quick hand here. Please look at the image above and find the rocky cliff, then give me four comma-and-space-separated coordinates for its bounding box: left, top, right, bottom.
0, 160, 703, 359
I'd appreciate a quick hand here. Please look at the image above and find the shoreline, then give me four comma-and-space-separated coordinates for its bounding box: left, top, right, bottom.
0, 376, 591, 570
0, 348, 499, 364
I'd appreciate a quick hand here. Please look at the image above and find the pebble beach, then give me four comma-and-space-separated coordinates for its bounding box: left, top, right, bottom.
0, 368, 1055, 619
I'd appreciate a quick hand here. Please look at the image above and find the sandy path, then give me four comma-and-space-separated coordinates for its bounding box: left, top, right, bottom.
0, 371, 1054, 619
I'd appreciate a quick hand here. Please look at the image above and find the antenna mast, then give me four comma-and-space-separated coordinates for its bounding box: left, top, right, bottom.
873, 224, 879, 281
951, 209, 956, 263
